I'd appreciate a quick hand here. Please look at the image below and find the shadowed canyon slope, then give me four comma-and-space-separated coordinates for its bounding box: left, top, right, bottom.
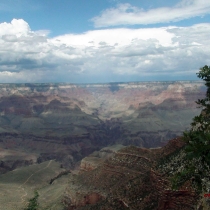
0, 81, 205, 173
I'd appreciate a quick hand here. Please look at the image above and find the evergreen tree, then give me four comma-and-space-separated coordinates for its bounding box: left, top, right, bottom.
172, 65, 210, 192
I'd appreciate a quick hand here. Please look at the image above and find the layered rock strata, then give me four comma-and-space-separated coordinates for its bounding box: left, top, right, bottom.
64, 138, 199, 210
0, 81, 205, 174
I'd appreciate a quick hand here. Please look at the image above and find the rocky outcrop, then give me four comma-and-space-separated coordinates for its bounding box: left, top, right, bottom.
80, 157, 103, 172
64, 192, 104, 210
63, 138, 200, 210
157, 189, 197, 210
80, 145, 125, 172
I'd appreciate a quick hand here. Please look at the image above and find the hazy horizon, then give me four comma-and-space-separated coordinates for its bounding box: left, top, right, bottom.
0, 80, 204, 86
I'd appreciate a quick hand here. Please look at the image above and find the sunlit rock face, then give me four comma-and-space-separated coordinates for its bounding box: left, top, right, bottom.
80, 144, 125, 172
0, 81, 205, 173
64, 137, 198, 210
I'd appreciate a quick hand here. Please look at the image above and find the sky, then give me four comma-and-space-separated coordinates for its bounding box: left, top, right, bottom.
0, 0, 210, 83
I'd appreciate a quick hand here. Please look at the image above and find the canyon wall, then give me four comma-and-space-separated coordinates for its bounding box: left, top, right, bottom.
0, 81, 205, 172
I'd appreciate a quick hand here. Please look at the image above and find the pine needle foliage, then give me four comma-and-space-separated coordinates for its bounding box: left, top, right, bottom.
172, 65, 210, 192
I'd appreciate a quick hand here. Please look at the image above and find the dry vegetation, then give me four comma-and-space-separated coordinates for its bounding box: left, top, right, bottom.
0, 160, 70, 210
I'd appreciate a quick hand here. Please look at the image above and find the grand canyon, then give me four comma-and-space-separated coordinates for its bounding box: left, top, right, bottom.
0, 81, 207, 209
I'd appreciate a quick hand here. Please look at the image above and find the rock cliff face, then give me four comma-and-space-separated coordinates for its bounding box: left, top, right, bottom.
0, 81, 205, 173
63, 138, 200, 210
80, 145, 125, 172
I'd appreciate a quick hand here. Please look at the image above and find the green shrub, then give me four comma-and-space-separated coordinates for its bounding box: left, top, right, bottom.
172, 65, 210, 192
24, 191, 39, 210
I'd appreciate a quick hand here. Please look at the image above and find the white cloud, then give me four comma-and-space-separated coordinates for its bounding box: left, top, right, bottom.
0, 19, 210, 82
53, 27, 175, 47
91, 0, 210, 27
0, 19, 30, 36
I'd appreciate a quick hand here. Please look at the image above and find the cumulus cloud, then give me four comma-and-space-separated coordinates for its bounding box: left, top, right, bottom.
91, 0, 210, 27
0, 19, 210, 82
